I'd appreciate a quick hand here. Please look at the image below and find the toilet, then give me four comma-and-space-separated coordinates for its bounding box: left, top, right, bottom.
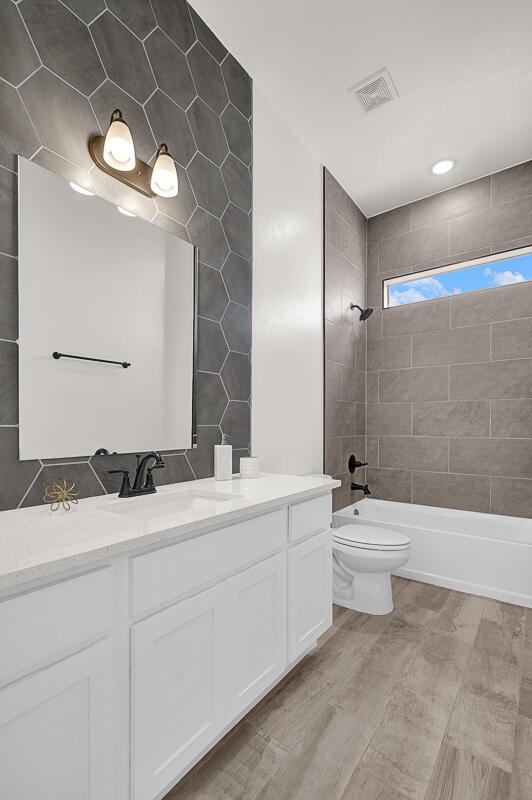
332, 524, 411, 615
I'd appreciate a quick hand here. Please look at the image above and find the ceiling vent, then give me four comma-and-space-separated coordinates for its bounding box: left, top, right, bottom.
348, 68, 398, 113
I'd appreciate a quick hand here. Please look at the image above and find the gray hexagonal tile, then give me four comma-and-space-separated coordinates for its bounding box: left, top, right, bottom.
145, 28, 195, 110
0, 81, 40, 172
198, 263, 228, 321
221, 302, 251, 354
150, 0, 195, 53
221, 54, 252, 119
145, 90, 196, 167
154, 162, 195, 225
0, 428, 41, 512
0, 2, 39, 86
189, 7, 227, 63
196, 371, 227, 425
187, 207, 228, 269
91, 80, 156, 163
91, 11, 155, 103
221, 153, 251, 213
0, 340, 17, 424
222, 252, 251, 307
221, 352, 250, 401
152, 212, 189, 242
221, 401, 250, 448
221, 104, 252, 167
0, 253, 18, 341
156, 455, 194, 486
222, 203, 251, 259
22, 0, 105, 95
186, 425, 220, 479
0, 166, 18, 257
60, 0, 105, 24
19, 68, 99, 170
106, 0, 155, 39
22, 463, 105, 508
187, 153, 228, 217
197, 317, 228, 372
187, 42, 227, 114
187, 98, 228, 167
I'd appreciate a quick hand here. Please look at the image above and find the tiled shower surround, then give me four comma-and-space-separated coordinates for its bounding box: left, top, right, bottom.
0, 0, 252, 511
366, 161, 532, 518
324, 169, 367, 511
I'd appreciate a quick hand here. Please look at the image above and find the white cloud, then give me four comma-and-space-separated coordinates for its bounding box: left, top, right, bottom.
389, 276, 462, 306
484, 267, 525, 286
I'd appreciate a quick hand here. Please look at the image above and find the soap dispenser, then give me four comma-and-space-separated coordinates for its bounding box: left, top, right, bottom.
214, 434, 232, 480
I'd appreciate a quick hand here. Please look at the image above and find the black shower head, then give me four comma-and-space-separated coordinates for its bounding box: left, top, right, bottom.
350, 303, 374, 321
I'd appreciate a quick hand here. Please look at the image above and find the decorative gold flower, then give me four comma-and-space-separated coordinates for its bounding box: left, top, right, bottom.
42, 480, 80, 511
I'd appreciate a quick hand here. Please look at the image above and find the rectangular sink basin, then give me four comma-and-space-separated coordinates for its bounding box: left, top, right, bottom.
102, 489, 240, 522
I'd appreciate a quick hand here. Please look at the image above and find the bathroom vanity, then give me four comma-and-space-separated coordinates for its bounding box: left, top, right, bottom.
0, 474, 338, 800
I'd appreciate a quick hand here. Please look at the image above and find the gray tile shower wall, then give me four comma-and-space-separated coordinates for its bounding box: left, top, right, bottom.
0, 0, 252, 510
324, 169, 367, 510
366, 161, 532, 518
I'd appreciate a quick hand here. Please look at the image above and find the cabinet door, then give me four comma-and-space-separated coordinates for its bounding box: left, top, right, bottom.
131, 584, 226, 800
288, 530, 332, 661
226, 553, 287, 719
0, 638, 114, 800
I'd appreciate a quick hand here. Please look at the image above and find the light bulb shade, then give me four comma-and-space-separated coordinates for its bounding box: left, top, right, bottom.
151, 146, 178, 197
103, 111, 135, 172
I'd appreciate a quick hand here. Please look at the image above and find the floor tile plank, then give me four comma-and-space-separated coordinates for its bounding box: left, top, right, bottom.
434, 592, 486, 645
510, 716, 532, 800
424, 742, 511, 800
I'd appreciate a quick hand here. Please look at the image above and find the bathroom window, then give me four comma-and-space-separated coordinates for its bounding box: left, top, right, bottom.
383, 245, 532, 307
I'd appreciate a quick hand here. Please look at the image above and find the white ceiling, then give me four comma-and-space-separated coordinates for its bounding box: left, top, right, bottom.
191, 0, 532, 216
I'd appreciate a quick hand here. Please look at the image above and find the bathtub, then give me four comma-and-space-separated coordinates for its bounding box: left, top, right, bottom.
333, 499, 532, 608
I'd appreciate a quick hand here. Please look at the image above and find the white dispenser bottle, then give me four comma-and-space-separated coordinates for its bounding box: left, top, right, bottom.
214, 434, 232, 480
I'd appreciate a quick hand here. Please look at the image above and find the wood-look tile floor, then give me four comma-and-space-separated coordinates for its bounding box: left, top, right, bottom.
164, 578, 532, 800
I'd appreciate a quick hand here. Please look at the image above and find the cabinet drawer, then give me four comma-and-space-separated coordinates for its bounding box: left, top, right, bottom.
288, 494, 332, 543
0, 567, 113, 684
131, 509, 287, 617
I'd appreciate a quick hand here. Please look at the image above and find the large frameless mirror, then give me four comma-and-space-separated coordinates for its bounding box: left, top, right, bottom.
18, 157, 197, 460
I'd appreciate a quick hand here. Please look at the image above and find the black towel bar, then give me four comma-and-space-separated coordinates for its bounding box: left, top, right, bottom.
52, 352, 131, 368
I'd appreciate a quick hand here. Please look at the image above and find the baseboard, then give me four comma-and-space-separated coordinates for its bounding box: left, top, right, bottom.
395, 566, 532, 609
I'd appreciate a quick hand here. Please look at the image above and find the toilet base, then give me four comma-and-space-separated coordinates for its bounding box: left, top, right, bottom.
334, 570, 394, 615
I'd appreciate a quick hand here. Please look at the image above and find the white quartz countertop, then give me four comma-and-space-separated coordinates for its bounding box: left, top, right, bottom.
0, 473, 340, 591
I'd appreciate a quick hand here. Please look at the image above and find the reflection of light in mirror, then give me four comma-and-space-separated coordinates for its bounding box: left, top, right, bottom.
117, 206, 136, 217
69, 181, 94, 196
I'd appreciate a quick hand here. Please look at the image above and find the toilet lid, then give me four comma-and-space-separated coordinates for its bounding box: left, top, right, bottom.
333, 524, 411, 549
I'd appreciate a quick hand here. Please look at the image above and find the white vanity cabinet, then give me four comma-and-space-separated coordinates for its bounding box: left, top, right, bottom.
0, 568, 115, 800
0, 483, 335, 800
131, 584, 227, 800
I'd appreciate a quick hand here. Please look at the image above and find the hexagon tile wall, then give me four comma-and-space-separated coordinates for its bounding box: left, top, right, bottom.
0, 0, 252, 510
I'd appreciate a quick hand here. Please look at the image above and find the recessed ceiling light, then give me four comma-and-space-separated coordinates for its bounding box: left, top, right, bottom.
117, 206, 136, 217
431, 158, 455, 175
70, 181, 94, 196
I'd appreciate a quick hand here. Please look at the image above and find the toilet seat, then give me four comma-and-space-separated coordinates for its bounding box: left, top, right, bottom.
333, 524, 411, 552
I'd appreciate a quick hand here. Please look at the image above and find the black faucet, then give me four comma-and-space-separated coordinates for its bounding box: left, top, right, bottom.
109, 451, 165, 498
348, 453, 370, 494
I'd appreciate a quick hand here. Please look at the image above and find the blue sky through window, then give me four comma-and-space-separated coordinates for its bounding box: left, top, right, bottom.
387, 252, 532, 307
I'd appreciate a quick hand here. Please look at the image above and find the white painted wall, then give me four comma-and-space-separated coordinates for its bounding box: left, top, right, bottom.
252, 87, 323, 475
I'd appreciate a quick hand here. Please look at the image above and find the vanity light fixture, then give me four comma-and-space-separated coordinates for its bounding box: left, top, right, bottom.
69, 181, 94, 196
151, 144, 178, 198
89, 108, 179, 199
431, 158, 455, 175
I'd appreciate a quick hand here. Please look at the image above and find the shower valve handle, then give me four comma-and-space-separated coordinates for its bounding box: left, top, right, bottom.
348, 454, 368, 474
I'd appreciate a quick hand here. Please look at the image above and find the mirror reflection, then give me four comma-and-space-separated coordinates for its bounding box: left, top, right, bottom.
18, 158, 197, 461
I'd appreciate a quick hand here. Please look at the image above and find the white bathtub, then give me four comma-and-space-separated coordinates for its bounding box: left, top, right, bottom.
333, 499, 532, 608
